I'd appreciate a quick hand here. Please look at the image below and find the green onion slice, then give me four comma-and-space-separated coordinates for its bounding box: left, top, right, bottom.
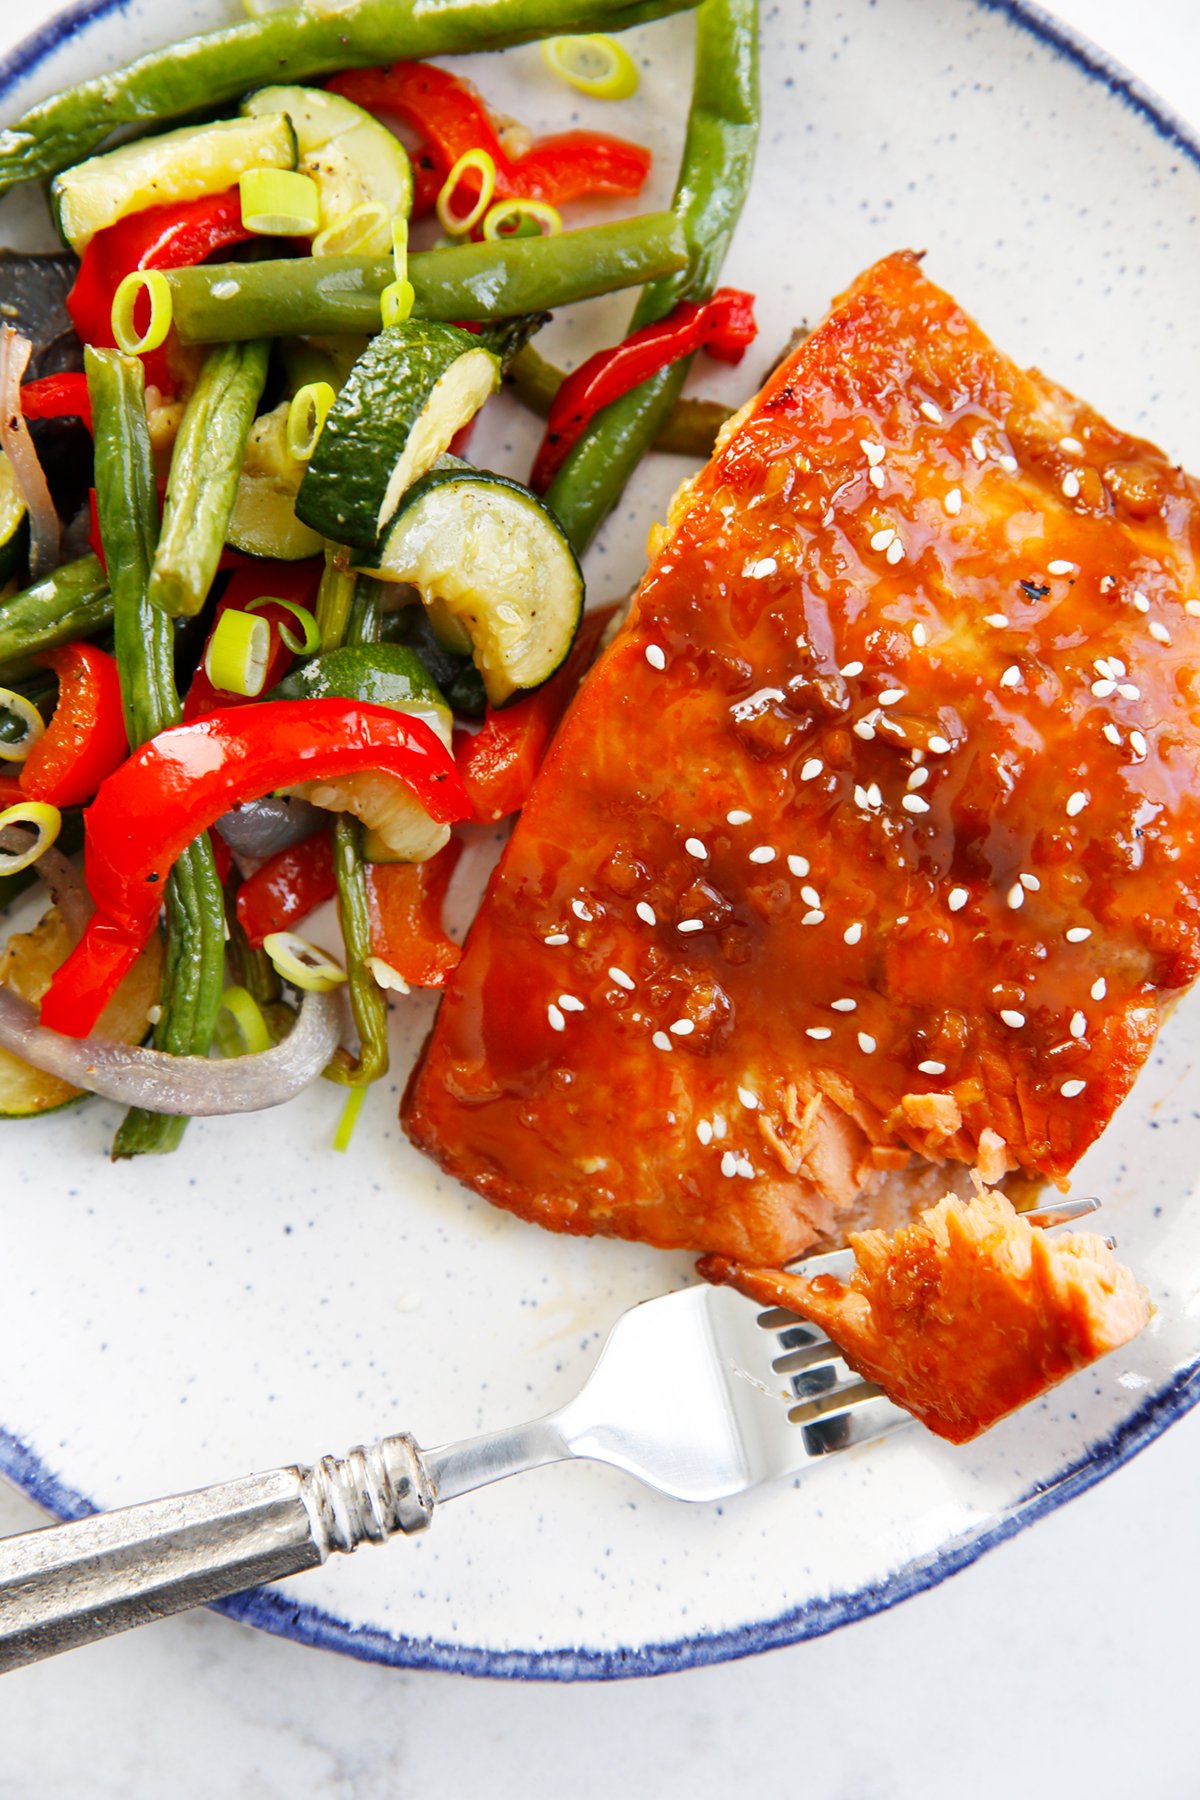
216, 984, 273, 1056
312, 201, 389, 258
482, 198, 563, 241
391, 216, 409, 279
380, 279, 415, 327
0, 801, 62, 874
436, 148, 497, 237
285, 380, 337, 461
246, 595, 321, 655
264, 931, 347, 993
332, 1080, 369, 1152
111, 270, 173, 356
0, 687, 45, 763
205, 608, 271, 697
240, 168, 321, 236
541, 34, 640, 100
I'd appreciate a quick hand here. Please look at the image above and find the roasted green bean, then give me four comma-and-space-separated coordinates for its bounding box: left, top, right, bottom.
0, 554, 112, 684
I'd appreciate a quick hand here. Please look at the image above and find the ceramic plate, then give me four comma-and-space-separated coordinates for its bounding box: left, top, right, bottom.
2, 0, 1199, 1681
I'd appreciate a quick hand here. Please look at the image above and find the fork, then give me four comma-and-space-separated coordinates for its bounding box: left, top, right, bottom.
0, 1195, 1101, 1670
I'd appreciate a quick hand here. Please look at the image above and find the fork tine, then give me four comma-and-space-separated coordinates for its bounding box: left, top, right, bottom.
796, 1391, 913, 1457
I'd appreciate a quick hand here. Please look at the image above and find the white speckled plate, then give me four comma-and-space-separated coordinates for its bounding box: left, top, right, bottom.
2, 0, 1199, 1680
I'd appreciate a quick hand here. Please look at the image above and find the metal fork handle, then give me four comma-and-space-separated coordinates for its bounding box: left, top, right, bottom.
0, 1432, 435, 1671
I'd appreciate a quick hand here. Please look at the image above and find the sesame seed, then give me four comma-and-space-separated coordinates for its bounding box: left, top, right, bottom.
572, 900, 592, 921
927, 735, 953, 755
1020, 872, 1041, 892
1070, 1011, 1087, 1039
948, 887, 969, 912
1007, 883, 1025, 910
886, 539, 904, 566
1061, 471, 1081, 499
878, 687, 905, 706
984, 613, 1009, 629
800, 758, 823, 781
855, 783, 871, 811
801, 910, 825, 926
844, 921, 864, 945
870, 527, 895, 551
720, 1150, 738, 1178
1048, 559, 1077, 576
840, 660, 865, 677
736, 1156, 755, 1179
918, 1060, 947, 1075
1091, 977, 1107, 1000
999, 664, 1022, 689
1118, 683, 1141, 700
727, 808, 752, 825
944, 488, 963, 516
1059, 436, 1084, 455
1100, 575, 1116, 592
608, 967, 635, 991
644, 643, 666, 671
1066, 790, 1088, 817
696, 1119, 713, 1145
971, 434, 988, 462
787, 854, 810, 878
712, 1114, 727, 1139
806, 1026, 833, 1040
860, 438, 885, 465
677, 919, 704, 933
1066, 927, 1092, 943
1130, 729, 1148, 758
748, 845, 776, 864
912, 622, 928, 647
800, 885, 822, 909
738, 1087, 759, 1109
858, 1031, 877, 1054
544, 932, 570, 945
558, 994, 585, 1013
902, 794, 931, 814
920, 400, 944, 423
1060, 1079, 1087, 1098
635, 901, 657, 926
1132, 591, 1151, 613
998, 453, 1019, 475
652, 1030, 673, 1051
907, 768, 929, 791
853, 719, 877, 741
1094, 657, 1115, 677
1000, 1009, 1025, 1028
869, 466, 884, 490
547, 1004, 566, 1032
684, 836, 707, 860
867, 782, 883, 808
1187, 600, 1200, 618
1091, 679, 1117, 699
1102, 723, 1123, 746
1149, 620, 1172, 645
669, 1018, 694, 1036
831, 998, 857, 1013
746, 556, 778, 579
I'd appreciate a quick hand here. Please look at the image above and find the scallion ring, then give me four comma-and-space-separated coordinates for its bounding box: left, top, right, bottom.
246, 595, 321, 656
332, 1081, 368, 1152
380, 279, 415, 326
541, 34, 640, 100
240, 168, 321, 236
216, 984, 273, 1057
111, 270, 173, 355
0, 687, 45, 763
264, 931, 347, 993
285, 380, 337, 461
204, 608, 271, 697
0, 801, 61, 875
482, 198, 563, 241
312, 201, 389, 258
436, 148, 497, 237
391, 216, 409, 278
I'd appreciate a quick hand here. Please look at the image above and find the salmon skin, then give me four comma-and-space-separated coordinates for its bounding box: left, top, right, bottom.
404, 251, 1200, 1266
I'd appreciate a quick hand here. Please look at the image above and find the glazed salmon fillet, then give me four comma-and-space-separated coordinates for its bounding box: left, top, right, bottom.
404, 250, 1200, 1265
701, 1190, 1151, 1443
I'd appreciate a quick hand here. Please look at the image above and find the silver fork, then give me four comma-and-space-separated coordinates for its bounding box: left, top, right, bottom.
0, 1195, 1101, 1670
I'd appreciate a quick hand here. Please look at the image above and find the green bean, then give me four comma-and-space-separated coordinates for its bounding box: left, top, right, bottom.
314, 550, 356, 653
0, 0, 701, 193
85, 349, 226, 1159
507, 343, 732, 459
544, 0, 759, 553
0, 554, 111, 683
166, 214, 689, 344
147, 340, 270, 618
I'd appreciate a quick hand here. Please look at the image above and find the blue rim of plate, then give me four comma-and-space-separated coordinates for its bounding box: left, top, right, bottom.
1, 0, 1199, 1681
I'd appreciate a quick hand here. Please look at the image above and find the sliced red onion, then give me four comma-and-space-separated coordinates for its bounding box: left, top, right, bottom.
215, 794, 325, 861
0, 327, 61, 577
0, 985, 341, 1113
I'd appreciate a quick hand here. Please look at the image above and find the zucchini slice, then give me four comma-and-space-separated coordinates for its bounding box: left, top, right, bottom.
51, 114, 298, 253
242, 85, 412, 254
359, 461, 584, 706
0, 452, 29, 587
268, 643, 453, 862
294, 322, 501, 549
226, 402, 326, 561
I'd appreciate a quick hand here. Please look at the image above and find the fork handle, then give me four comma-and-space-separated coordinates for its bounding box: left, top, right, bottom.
0, 1433, 434, 1671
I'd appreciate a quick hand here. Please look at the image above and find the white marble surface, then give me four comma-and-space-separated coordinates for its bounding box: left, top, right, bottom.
1, 0, 1199, 1791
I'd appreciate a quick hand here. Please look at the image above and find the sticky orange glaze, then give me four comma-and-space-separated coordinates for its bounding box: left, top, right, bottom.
700, 1189, 1151, 1444
404, 251, 1200, 1264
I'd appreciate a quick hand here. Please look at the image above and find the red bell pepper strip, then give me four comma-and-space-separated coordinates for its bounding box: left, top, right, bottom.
365, 837, 463, 988
19, 643, 129, 808
530, 288, 758, 492
327, 63, 651, 218
235, 828, 337, 948
67, 187, 254, 395
182, 560, 323, 721
40, 699, 471, 1037
20, 374, 93, 434
456, 606, 616, 823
